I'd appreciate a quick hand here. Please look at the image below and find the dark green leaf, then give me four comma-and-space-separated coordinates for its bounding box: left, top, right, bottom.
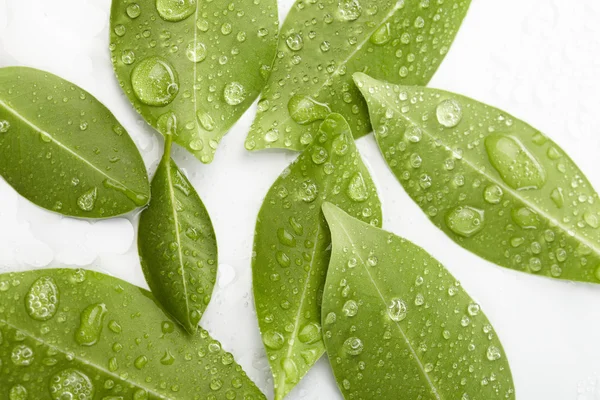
0, 268, 265, 399
139, 118, 218, 334
245, 0, 471, 152
355, 72, 600, 283
321, 202, 515, 400
110, 0, 279, 163
252, 114, 382, 399
0, 67, 149, 218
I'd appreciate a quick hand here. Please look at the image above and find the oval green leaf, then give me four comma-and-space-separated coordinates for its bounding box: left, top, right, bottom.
139, 124, 218, 334
355, 72, 600, 283
252, 114, 382, 399
0, 67, 150, 218
0, 268, 265, 399
321, 202, 515, 399
245, 0, 471, 152
110, 0, 279, 163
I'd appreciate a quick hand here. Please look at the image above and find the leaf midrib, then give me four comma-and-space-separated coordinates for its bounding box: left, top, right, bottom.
329, 212, 443, 400
0, 97, 136, 195
0, 318, 169, 399
375, 91, 600, 259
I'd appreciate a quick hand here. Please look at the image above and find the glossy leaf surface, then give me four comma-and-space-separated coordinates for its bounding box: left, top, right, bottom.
0, 67, 149, 218
252, 114, 381, 399
110, 0, 279, 163
321, 203, 515, 399
356, 73, 600, 283
138, 129, 218, 334
245, 0, 471, 152
0, 268, 265, 399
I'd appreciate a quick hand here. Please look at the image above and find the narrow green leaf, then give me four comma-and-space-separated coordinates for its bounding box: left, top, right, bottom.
355, 72, 600, 283
321, 202, 515, 399
0, 67, 150, 218
245, 0, 471, 152
138, 117, 218, 334
110, 0, 279, 163
0, 268, 265, 399
252, 114, 382, 399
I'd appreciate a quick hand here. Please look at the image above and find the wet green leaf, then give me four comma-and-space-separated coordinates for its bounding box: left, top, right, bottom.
245, 0, 471, 152
0, 268, 265, 399
110, 0, 279, 164
321, 202, 515, 399
252, 114, 381, 399
355, 72, 600, 283
0, 67, 149, 218
138, 118, 218, 334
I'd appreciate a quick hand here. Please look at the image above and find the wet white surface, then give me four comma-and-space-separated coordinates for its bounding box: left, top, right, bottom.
1, 0, 600, 399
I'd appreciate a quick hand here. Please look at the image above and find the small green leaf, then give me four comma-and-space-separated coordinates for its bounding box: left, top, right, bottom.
0, 268, 265, 399
0, 67, 149, 218
252, 114, 381, 399
321, 202, 515, 399
110, 0, 279, 163
355, 72, 600, 283
138, 117, 218, 334
245, 0, 471, 152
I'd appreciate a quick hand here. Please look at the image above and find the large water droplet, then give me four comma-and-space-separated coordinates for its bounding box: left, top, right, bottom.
300, 179, 318, 202
196, 110, 215, 131
103, 179, 149, 207
11, 345, 34, 366
223, 82, 246, 105
298, 322, 321, 344
347, 172, 369, 202
338, 0, 362, 21
282, 358, 299, 383
75, 303, 107, 346
343, 337, 364, 355
126, 3, 141, 18
9, 385, 28, 400
485, 134, 546, 190
436, 99, 462, 128
263, 330, 284, 349
77, 188, 97, 212
49, 369, 94, 400
288, 95, 330, 125
370, 22, 391, 45
156, 0, 196, 21
483, 184, 503, 204
446, 206, 485, 238
186, 42, 207, 63
486, 345, 502, 361
0, 120, 10, 133
26, 276, 59, 321
550, 187, 564, 208
342, 300, 358, 317
131, 57, 179, 106
285, 33, 304, 51
511, 207, 539, 230
387, 298, 407, 322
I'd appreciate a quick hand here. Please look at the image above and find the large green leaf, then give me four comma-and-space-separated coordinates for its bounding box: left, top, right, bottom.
355, 72, 600, 283
321, 202, 515, 399
252, 114, 381, 399
0, 67, 149, 218
139, 117, 218, 334
245, 0, 471, 152
0, 268, 265, 399
110, 0, 278, 163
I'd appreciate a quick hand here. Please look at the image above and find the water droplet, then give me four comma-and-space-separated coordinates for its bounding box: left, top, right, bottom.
77, 188, 97, 212
550, 187, 564, 208
26, 276, 59, 321
103, 179, 149, 207
387, 298, 407, 321
343, 337, 364, 355
332, 133, 349, 155
186, 42, 207, 63
436, 99, 462, 128
0, 120, 10, 133
511, 207, 539, 230
126, 3, 141, 18
300, 179, 318, 202
405, 125, 422, 143
282, 358, 299, 383
263, 330, 284, 349
131, 57, 179, 106
311, 146, 329, 164
483, 184, 503, 204
584, 211, 600, 229
485, 134, 546, 190
370, 22, 391, 45
134, 355, 148, 369
264, 129, 279, 143
121, 49, 135, 65
277, 228, 296, 247
223, 82, 246, 105
468, 303, 480, 316
11, 345, 34, 366
156, 0, 196, 21
338, 0, 362, 21
288, 95, 330, 125
486, 345, 502, 361
196, 110, 215, 131
285, 33, 304, 51
347, 172, 369, 202
9, 385, 27, 400
75, 303, 107, 346
446, 206, 485, 238
298, 322, 321, 344
342, 300, 358, 317
114, 24, 126, 37
49, 369, 94, 400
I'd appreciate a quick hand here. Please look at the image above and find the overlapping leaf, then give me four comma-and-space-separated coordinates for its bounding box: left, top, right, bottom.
356, 72, 600, 283
245, 0, 471, 152
322, 202, 515, 399
252, 114, 381, 399
110, 0, 279, 163
0, 67, 149, 218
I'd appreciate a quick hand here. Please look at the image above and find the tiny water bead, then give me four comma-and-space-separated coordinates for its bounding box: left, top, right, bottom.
287, 95, 330, 125
156, 0, 197, 22
25, 276, 59, 321
75, 303, 108, 346
223, 82, 246, 106
343, 337, 364, 355
186, 42, 207, 63
49, 369, 94, 400
0, 119, 10, 133
131, 57, 179, 107
436, 99, 462, 128
446, 206, 485, 238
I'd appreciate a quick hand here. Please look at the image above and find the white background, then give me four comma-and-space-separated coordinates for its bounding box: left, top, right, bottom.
1, 0, 600, 399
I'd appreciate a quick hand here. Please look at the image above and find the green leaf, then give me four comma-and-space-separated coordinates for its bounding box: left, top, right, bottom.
138, 117, 218, 334
0, 268, 265, 399
355, 72, 600, 283
252, 114, 382, 399
0, 67, 150, 218
321, 202, 515, 400
110, 0, 279, 164
245, 0, 471, 152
